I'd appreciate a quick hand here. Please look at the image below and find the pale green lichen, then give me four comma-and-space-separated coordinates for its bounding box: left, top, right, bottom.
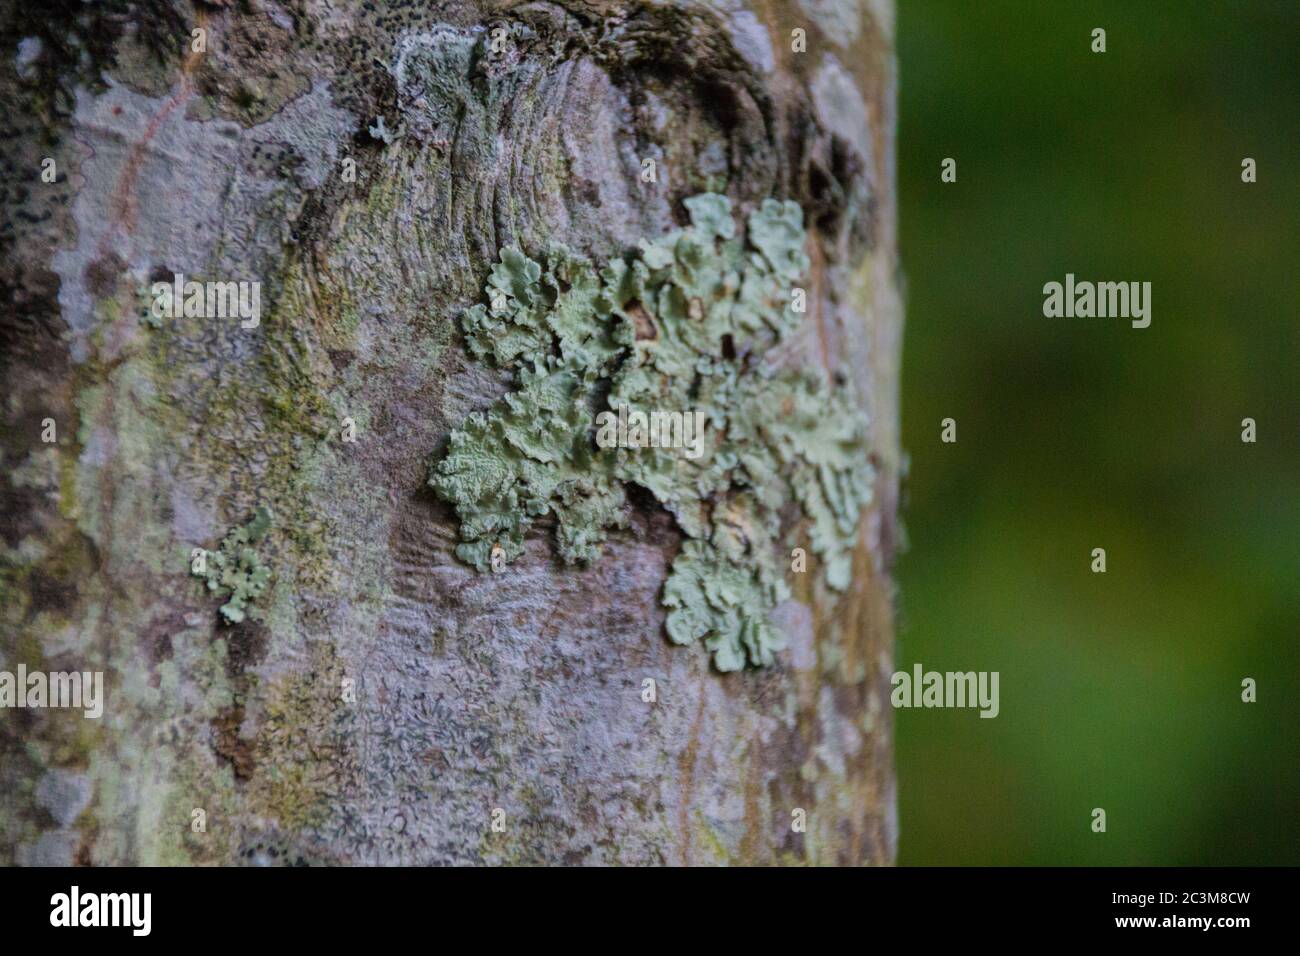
134, 279, 164, 329
430, 194, 872, 670
192, 507, 273, 624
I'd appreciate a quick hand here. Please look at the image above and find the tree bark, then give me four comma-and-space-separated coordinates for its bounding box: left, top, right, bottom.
0, 0, 901, 865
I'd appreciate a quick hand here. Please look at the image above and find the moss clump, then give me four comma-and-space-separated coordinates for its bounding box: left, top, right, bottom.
193, 507, 273, 624
430, 194, 872, 670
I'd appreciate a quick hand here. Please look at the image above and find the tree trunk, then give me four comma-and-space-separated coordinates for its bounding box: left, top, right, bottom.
1, 0, 900, 865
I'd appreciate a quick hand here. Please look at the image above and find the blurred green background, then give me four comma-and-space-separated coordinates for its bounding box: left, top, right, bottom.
894, 0, 1299, 864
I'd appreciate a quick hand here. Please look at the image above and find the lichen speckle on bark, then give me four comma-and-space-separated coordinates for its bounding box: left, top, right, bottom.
431, 192, 872, 670
191, 506, 273, 625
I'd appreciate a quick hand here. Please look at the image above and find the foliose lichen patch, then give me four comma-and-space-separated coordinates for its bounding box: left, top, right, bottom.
429, 193, 873, 671
192, 506, 273, 625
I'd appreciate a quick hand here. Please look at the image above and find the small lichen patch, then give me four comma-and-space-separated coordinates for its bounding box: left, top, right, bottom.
430, 194, 872, 670
192, 507, 273, 625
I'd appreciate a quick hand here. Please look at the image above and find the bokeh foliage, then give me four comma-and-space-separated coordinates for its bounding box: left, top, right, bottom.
896, 0, 1299, 864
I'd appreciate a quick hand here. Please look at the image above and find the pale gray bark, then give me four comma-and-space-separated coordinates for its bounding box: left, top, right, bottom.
0, 0, 900, 865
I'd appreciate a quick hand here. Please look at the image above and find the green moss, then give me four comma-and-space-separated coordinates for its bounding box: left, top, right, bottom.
192, 507, 273, 624
430, 194, 873, 670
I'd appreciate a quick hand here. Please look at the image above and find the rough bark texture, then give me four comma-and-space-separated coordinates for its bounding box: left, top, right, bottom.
0, 0, 900, 865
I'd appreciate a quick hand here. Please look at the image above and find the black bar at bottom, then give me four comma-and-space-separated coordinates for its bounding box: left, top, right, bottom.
0, 865, 1284, 941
